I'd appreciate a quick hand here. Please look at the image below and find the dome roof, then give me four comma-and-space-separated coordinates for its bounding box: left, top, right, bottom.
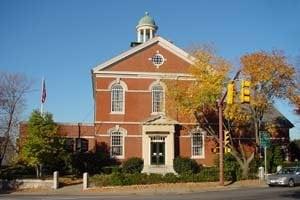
137, 12, 157, 28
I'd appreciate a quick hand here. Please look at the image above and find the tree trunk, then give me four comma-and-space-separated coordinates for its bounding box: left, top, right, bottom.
241, 163, 250, 178
230, 148, 255, 179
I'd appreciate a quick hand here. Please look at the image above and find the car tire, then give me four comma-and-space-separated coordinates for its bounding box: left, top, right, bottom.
288, 179, 295, 187
268, 184, 274, 187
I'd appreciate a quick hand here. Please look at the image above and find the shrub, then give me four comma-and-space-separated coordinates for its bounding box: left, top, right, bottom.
224, 153, 240, 181
122, 157, 143, 174
102, 165, 121, 174
173, 157, 200, 174
267, 145, 284, 173
71, 150, 118, 175
163, 173, 178, 183
90, 174, 112, 187
0, 164, 35, 180
194, 167, 219, 182
283, 161, 300, 168
147, 173, 164, 184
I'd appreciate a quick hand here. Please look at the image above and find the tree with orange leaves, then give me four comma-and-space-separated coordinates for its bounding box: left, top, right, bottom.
240, 50, 296, 145
166, 49, 296, 178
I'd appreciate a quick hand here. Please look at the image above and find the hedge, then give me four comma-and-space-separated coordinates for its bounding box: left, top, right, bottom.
90, 167, 219, 187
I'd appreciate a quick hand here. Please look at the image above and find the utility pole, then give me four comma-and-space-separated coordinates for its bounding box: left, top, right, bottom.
218, 70, 241, 186
218, 100, 224, 186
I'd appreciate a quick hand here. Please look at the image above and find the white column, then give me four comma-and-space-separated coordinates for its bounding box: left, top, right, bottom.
143, 29, 146, 43
150, 29, 153, 39
137, 30, 141, 43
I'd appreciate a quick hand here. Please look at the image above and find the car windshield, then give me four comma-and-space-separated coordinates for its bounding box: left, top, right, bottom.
277, 168, 298, 175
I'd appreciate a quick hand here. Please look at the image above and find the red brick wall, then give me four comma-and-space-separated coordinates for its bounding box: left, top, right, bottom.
103, 43, 190, 73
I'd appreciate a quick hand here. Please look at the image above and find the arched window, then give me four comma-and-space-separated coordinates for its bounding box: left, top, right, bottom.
152, 84, 164, 113
111, 84, 124, 113
191, 132, 204, 158
111, 131, 123, 157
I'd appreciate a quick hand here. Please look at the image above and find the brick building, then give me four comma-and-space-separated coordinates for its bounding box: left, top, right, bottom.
20, 13, 293, 174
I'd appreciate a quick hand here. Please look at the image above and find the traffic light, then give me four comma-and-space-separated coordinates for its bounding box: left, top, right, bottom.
226, 82, 234, 105
224, 130, 231, 153
224, 130, 230, 146
240, 80, 251, 104
211, 147, 220, 153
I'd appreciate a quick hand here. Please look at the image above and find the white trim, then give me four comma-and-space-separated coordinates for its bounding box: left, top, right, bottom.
179, 135, 191, 138
92, 36, 195, 73
108, 79, 128, 91
96, 89, 150, 93
126, 135, 142, 138
94, 121, 197, 125
95, 74, 196, 81
64, 136, 95, 139
110, 111, 125, 115
95, 71, 193, 78
95, 121, 140, 124
95, 134, 141, 137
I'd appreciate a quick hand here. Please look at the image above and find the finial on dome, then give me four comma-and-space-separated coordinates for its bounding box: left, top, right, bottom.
145, 11, 149, 16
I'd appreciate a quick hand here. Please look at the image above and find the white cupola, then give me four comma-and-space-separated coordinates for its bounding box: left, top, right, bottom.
136, 12, 158, 43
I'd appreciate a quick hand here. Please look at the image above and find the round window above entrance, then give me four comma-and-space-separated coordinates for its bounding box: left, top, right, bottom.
151, 53, 165, 68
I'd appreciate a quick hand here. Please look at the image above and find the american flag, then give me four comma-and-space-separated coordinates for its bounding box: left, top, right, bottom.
41, 79, 46, 103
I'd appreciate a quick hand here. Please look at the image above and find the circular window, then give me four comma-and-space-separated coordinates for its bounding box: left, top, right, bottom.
151, 53, 165, 67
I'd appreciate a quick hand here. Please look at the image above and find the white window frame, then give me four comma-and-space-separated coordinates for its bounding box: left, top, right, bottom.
108, 126, 127, 159
111, 84, 124, 114
151, 84, 165, 114
110, 130, 124, 159
191, 131, 205, 159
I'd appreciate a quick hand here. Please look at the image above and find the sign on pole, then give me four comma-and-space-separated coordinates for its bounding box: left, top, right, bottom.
260, 131, 271, 148
260, 131, 271, 178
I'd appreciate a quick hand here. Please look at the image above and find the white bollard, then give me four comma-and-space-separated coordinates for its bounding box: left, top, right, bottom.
258, 166, 264, 181
53, 171, 59, 189
83, 172, 88, 190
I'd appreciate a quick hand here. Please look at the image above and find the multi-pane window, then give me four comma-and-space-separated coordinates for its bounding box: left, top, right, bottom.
111, 131, 123, 157
111, 84, 124, 112
192, 133, 203, 157
152, 85, 164, 113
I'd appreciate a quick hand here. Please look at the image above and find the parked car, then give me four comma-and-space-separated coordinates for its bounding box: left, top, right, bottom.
267, 167, 300, 187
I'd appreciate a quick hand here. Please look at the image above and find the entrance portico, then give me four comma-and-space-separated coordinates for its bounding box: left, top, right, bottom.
142, 115, 177, 174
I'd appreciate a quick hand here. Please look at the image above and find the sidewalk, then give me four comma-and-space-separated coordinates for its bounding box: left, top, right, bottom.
3, 179, 267, 196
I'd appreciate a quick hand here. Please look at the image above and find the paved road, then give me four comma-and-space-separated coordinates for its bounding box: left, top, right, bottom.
1, 187, 300, 200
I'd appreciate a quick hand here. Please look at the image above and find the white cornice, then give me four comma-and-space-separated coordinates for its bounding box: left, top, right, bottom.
94, 71, 195, 81
92, 36, 195, 73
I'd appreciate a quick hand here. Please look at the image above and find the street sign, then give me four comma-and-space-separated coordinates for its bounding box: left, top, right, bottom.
260, 131, 271, 147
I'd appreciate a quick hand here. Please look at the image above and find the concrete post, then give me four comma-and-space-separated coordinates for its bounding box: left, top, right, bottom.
53, 171, 59, 189
258, 166, 264, 181
83, 172, 88, 190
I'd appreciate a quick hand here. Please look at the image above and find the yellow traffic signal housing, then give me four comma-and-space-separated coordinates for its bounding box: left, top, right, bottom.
224, 130, 230, 146
240, 80, 251, 103
211, 147, 220, 153
227, 83, 234, 105
224, 130, 231, 153
225, 147, 231, 153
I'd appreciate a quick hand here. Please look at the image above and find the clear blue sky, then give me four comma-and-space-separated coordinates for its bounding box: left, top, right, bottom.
0, 0, 299, 139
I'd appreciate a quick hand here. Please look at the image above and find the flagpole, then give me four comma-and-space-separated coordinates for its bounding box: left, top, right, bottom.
40, 78, 44, 115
